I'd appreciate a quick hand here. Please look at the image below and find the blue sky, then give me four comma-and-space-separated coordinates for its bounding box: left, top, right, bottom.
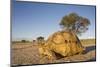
12, 1, 96, 41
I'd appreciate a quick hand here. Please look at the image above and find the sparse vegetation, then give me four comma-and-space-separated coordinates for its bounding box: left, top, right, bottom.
80, 39, 96, 46
11, 38, 96, 66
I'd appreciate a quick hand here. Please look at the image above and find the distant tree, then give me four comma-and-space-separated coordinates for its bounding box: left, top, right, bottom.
21, 40, 26, 43
60, 13, 90, 35
36, 36, 45, 45
33, 40, 36, 42
37, 36, 44, 40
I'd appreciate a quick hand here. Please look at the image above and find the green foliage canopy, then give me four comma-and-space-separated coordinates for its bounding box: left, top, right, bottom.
60, 13, 90, 35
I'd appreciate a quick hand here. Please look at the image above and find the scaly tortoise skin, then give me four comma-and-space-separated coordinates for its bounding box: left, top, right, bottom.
39, 31, 85, 62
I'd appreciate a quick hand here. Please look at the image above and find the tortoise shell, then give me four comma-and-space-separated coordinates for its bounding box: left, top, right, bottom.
39, 31, 84, 60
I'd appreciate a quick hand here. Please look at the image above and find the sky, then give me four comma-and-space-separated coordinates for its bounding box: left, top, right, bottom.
12, 1, 96, 41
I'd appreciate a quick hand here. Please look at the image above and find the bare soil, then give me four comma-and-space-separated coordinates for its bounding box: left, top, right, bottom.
11, 40, 96, 66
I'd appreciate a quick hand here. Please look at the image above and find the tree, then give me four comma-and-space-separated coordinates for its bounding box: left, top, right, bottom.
21, 40, 26, 43
37, 36, 44, 40
33, 40, 36, 42
60, 13, 90, 35
36, 36, 45, 45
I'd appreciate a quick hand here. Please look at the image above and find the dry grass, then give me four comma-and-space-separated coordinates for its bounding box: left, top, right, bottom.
80, 39, 96, 46
11, 39, 96, 66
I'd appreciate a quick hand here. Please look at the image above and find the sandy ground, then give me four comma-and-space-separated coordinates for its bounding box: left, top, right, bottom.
11, 42, 96, 66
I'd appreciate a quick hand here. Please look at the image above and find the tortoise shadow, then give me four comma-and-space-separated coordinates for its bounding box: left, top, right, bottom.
83, 45, 96, 54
